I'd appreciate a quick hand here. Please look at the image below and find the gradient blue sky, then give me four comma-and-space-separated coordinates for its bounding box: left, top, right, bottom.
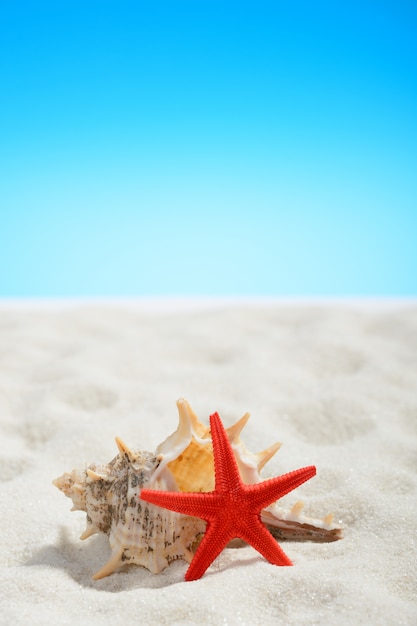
1, 0, 416, 297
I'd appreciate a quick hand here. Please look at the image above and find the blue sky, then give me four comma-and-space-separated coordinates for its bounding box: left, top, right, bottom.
1, 0, 416, 297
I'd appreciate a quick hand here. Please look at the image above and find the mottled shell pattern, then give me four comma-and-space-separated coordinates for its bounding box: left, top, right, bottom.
53, 398, 342, 579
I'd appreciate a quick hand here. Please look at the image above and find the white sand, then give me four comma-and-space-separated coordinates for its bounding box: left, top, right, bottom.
0, 300, 416, 625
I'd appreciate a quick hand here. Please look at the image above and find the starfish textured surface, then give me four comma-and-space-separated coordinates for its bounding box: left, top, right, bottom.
140, 412, 316, 581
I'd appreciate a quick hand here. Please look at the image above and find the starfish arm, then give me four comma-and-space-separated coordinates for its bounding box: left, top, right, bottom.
185, 520, 235, 581
141, 412, 317, 581
245, 465, 316, 511
140, 488, 222, 521
238, 517, 293, 566
210, 412, 243, 493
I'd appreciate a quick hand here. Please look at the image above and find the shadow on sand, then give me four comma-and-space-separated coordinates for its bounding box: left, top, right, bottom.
25, 526, 261, 591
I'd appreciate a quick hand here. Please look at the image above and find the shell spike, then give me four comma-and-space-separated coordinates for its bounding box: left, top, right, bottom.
80, 525, 99, 540
290, 500, 305, 516
323, 513, 334, 525
115, 437, 134, 462
176, 397, 207, 439
86, 468, 105, 482
256, 441, 282, 473
227, 412, 250, 443
92, 548, 124, 580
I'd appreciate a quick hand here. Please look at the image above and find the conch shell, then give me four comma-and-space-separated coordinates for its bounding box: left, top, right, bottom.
53, 398, 342, 579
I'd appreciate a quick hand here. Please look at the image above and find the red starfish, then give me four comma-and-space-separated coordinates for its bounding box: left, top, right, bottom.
140, 412, 316, 581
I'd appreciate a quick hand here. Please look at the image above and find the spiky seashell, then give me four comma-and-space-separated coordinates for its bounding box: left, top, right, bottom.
53, 398, 342, 579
